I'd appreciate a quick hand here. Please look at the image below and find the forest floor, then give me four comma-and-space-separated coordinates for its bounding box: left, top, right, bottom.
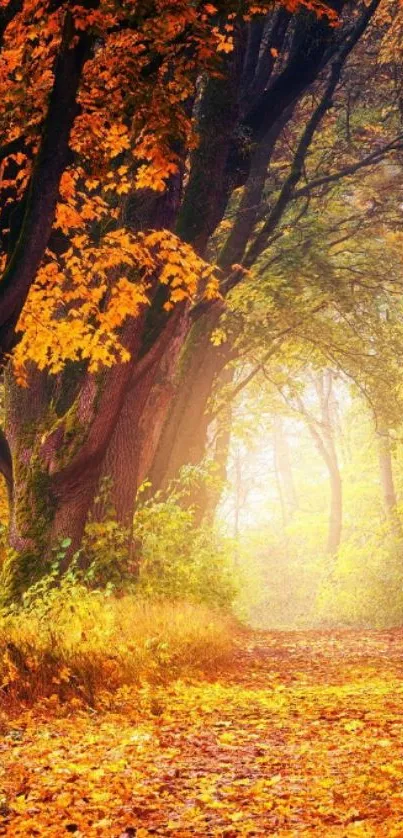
2, 630, 403, 836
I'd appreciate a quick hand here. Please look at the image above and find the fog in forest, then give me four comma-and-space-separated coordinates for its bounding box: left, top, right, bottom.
220, 374, 402, 628
2, 2, 403, 833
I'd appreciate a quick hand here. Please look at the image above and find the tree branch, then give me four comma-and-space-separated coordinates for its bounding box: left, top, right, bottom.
294, 134, 403, 198
244, 0, 382, 269
212, 302, 328, 417
0, 3, 99, 361
244, 0, 346, 142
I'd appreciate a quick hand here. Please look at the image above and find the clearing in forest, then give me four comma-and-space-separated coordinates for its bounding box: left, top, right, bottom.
1, 631, 403, 837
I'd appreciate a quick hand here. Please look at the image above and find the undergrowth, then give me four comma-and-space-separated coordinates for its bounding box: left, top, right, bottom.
0, 582, 234, 712
0, 471, 238, 714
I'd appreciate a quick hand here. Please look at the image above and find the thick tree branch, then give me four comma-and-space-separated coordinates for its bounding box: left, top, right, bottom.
243, 0, 346, 143
241, 8, 291, 115
130, 306, 186, 389
244, 0, 382, 269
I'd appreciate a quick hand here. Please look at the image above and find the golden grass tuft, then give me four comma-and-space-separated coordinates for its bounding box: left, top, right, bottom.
0, 589, 234, 711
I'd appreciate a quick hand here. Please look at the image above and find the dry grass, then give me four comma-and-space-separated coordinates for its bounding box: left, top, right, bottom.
0, 588, 234, 711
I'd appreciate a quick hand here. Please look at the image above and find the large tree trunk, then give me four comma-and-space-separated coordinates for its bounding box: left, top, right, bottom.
3, 370, 55, 597
1, 302, 192, 602
2, 410, 98, 602
149, 308, 232, 493
188, 366, 234, 526
93, 310, 191, 527
2, 368, 101, 598
1, 313, 149, 600
97, 311, 234, 532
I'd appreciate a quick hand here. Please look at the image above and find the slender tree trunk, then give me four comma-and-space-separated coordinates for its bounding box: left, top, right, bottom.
309, 426, 342, 557
298, 370, 343, 556
273, 416, 298, 523
320, 374, 343, 556
190, 367, 234, 526
273, 445, 287, 531
233, 448, 242, 569
377, 428, 397, 515
327, 463, 342, 556
203, 391, 233, 524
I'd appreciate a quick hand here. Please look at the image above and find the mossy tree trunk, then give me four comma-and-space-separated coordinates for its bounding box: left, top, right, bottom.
1, 315, 148, 601
2, 370, 70, 599
2, 374, 100, 602
0, 3, 375, 600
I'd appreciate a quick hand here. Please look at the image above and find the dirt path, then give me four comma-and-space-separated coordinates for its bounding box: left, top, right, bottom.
2, 630, 403, 836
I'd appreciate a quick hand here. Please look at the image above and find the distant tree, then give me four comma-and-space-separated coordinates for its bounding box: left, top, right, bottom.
0, 0, 393, 600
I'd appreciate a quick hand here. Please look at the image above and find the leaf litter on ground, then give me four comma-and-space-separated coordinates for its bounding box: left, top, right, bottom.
2, 630, 403, 835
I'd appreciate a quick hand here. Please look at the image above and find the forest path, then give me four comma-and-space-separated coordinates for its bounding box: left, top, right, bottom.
2, 630, 403, 836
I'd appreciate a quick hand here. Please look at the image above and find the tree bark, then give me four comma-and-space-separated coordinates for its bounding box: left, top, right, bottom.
202, 369, 234, 524
1, 1, 380, 601
148, 307, 232, 494
92, 310, 190, 526
1, 308, 148, 599
307, 418, 342, 556
327, 463, 342, 557
273, 416, 298, 523
296, 370, 342, 556
377, 428, 397, 516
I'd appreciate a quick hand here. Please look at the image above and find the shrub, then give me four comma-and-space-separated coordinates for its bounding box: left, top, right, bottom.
76, 467, 237, 609
0, 579, 234, 711
133, 494, 236, 608
318, 524, 403, 628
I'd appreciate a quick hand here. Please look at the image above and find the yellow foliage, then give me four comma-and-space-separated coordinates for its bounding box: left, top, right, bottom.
13, 229, 220, 383
0, 592, 233, 709
1, 631, 403, 835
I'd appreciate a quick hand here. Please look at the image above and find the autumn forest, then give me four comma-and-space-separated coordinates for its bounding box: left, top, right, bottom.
1, 0, 403, 834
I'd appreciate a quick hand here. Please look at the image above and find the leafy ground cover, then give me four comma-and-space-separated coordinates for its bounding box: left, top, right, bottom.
2, 630, 403, 836
0, 595, 234, 707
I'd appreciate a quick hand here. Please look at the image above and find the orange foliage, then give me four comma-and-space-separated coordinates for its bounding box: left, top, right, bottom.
2, 630, 403, 835
13, 228, 219, 380
0, 0, 335, 380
